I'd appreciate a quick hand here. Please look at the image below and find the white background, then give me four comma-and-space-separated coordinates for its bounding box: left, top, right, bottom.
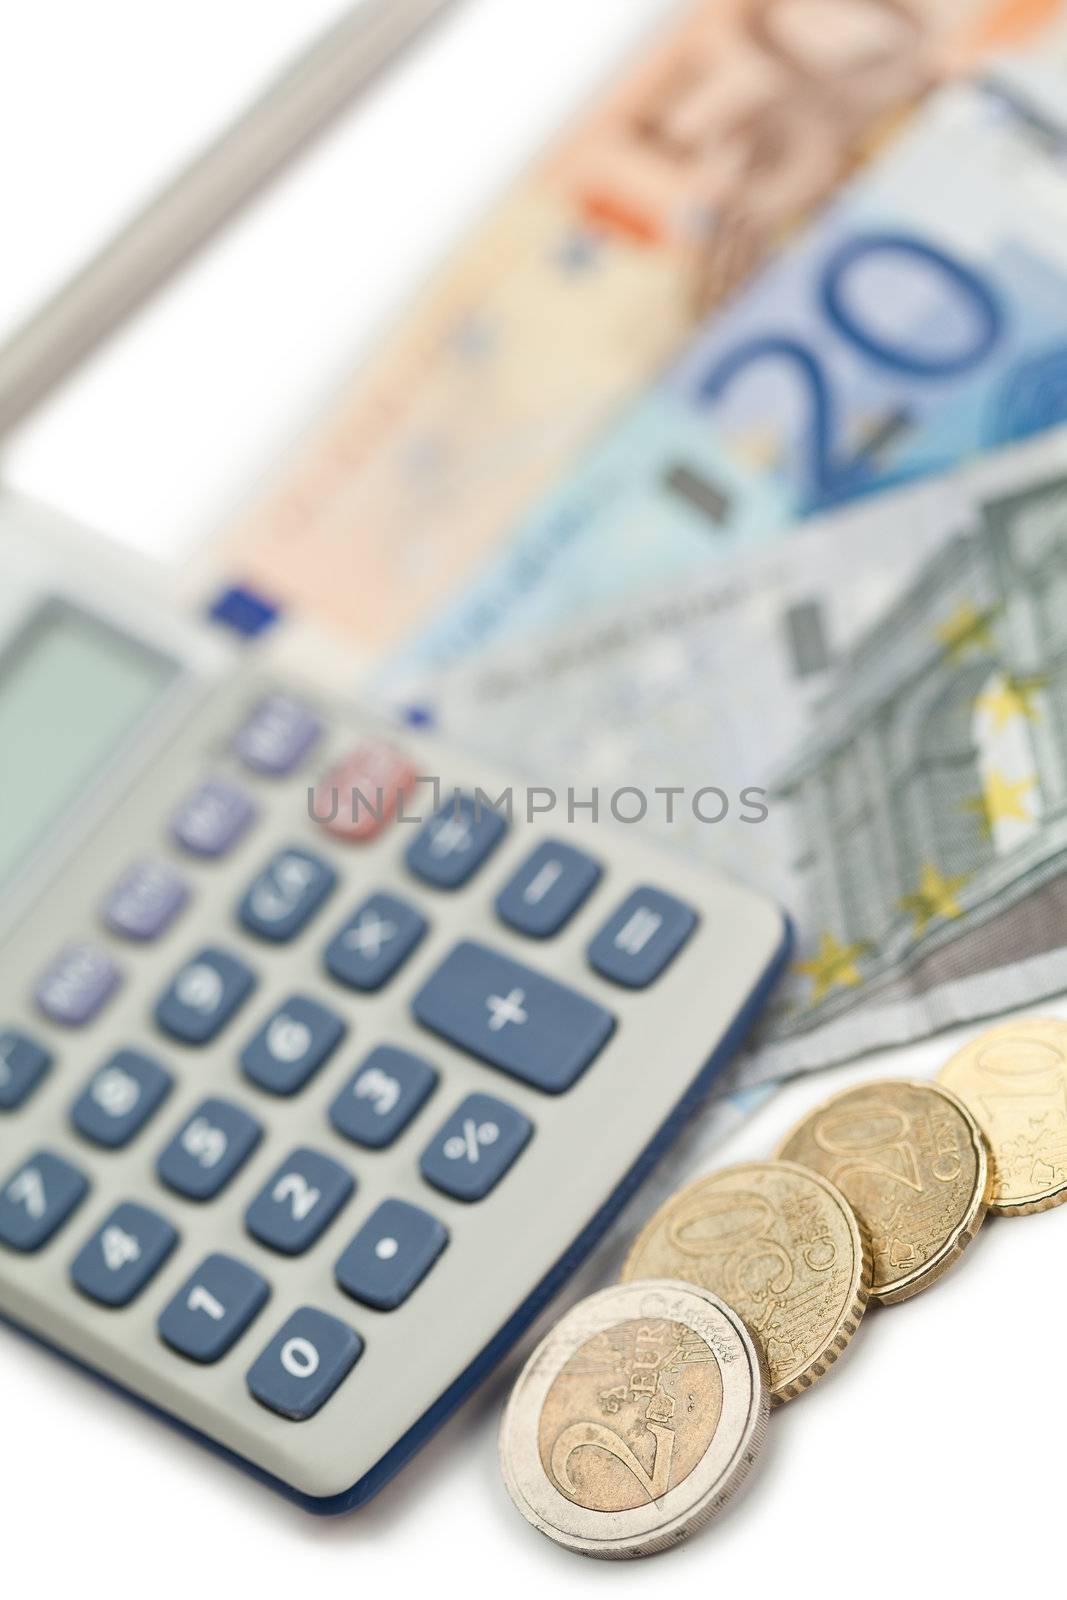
1, 4, 1063, 1595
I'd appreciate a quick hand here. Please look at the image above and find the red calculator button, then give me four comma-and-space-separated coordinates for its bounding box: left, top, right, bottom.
314, 743, 417, 841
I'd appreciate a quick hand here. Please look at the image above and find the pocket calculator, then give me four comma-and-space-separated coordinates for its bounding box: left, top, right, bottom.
0, 495, 789, 1513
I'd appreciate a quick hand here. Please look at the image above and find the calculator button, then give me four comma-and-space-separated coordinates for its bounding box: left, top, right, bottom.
237, 847, 337, 942
405, 794, 507, 889
34, 944, 122, 1028
0, 1030, 52, 1112
171, 779, 257, 857
155, 948, 256, 1044
328, 1046, 437, 1149
240, 996, 345, 1096
495, 840, 602, 938
244, 1148, 354, 1256
0, 1151, 89, 1252
157, 1098, 263, 1201
587, 887, 699, 988
101, 859, 189, 941
420, 1093, 532, 1202
70, 1202, 178, 1308
247, 1307, 363, 1421
412, 940, 615, 1093
313, 742, 418, 841
159, 1253, 270, 1363
324, 893, 427, 992
232, 694, 322, 776
335, 1199, 448, 1310
71, 1050, 173, 1148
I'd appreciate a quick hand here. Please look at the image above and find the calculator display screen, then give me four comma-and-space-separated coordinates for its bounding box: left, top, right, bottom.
0, 599, 178, 891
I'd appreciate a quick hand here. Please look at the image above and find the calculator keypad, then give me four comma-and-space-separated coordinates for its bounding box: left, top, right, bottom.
495, 840, 602, 938
324, 892, 427, 992
245, 1148, 354, 1256
35, 944, 122, 1027
70, 1049, 173, 1148
155, 948, 257, 1045
412, 940, 615, 1093
240, 996, 345, 1096
335, 1199, 448, 1310
171, 778, 256, 857
70, 1202, 178, 1308
329, 1047, 437, 1149
159, 1253, 270, 1364
587, 886, 699, 988
420, 1093, 533, 1202
157, 1098, 263, 1200
0, 1151, 89, 1251
247, 1307, 363, 1421
101, 859, 189, 942
405, 794, 507, 889
238, 847, 337, 943
0, 1030, 52, 1112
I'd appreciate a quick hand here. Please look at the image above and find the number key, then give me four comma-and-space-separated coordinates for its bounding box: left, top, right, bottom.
159, 1253, 270, 1363
245, 1148, 354, 1255
0, 1150, 88, 1252
157, 1098, 262, 1200
247, 1307, 363, 1421
71, 1050, 173, 1148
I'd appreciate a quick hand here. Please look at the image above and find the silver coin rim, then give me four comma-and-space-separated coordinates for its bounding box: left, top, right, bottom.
498, 1279, 770, 1559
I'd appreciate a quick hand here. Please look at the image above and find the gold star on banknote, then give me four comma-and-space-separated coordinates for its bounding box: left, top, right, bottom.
898, 862, 968, 934
962, 771, 1036, 834
976, 674, 1046, 730
933, 601, 996, 661
794, 932, 868, 1003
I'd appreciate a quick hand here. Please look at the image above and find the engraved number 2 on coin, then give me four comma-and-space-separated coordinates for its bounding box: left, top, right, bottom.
550, 1421, 675, 1504
814, 1104, 922, 1193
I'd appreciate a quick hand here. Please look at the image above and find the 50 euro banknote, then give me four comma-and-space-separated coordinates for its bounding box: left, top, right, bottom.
379, 63, 1067, 694
416, 425, 1067, 1089
217, 0, 1061, 658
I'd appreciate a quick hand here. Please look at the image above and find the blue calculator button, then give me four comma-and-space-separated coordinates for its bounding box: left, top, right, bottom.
159, 1253, 270, 1363
71, 1050, 173, 1148
247, 1307, 363, 1421
420, 1093, 532, 1202
71, 1202, 178, 1308
405, 794, 507, 889
587, 887, 699, 988
0, 1030, 52, 1112
233, 694, 322, 776
172, 779, 257, 857
240, 995, 345, 1096
245, 1148, 354, 1256
238, 847, 337, 942
34, 943, 122, 1027
155, 948, 256, 1044
335, 1199, 448, 1310
495, 840, 602, 937
324, 893, 427, 992
0, 1150, 89, 1252
157, 1098, 263, 1200
329, 1046, 438, 1149
412, 940, 615, 1093
101, 859, 189, 942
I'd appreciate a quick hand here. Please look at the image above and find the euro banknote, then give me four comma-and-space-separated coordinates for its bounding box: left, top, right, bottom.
216, 0, 1063, 658
378, 65, 1067, 695
419, 426, 1067, 1088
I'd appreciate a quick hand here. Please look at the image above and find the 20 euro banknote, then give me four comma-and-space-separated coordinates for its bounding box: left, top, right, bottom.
379, 65, 1067, 694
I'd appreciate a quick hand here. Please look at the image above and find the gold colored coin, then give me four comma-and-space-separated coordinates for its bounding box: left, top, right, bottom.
776, 1079, 990, 1305
938, 1018, 1067, 1216
620, 1161, 871, 1402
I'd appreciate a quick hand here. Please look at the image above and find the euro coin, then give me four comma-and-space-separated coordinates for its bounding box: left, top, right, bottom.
621, 1161, 871, 1402
776, 1079, 990, 1304
938, 1018, 1067, 1216
499, 1280, 769, 1559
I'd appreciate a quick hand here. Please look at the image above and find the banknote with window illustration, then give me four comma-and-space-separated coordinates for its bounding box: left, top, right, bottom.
216, 0, 1066, 659
418, 427, 1067, 1088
